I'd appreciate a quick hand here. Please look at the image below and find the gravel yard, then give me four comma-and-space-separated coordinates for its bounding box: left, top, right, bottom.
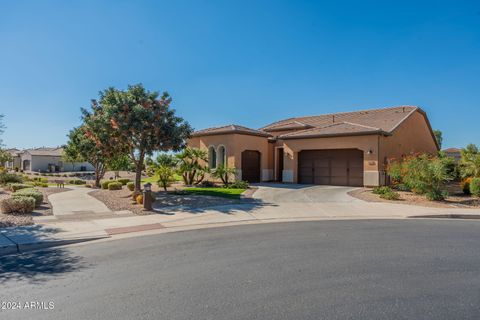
350, 188, 480, 208
0, 187, 69, 228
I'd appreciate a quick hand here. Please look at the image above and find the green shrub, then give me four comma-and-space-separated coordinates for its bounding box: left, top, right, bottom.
156, 165, 175, 191
108, 182, 122, 190
379, 190, 400, 200
0, 172, 23, 185
426, 189, 448, 201
101, 180, 111, 189
116, 178, 131, 185
68, 179, 86, 185
0, 196, 36, 214
396, 183, 411, 192
372, 186, 392, 195
227, 180, 249, 189
13, 188, 43, 207
470, 178, 480, 197
126, 182, 135, 191
7, 183, 32, 192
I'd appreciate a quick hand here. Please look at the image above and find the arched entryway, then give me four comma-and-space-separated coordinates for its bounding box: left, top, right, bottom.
241, 150, 261, 182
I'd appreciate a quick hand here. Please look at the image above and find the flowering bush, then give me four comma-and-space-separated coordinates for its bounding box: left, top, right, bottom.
461, 177, 473, 195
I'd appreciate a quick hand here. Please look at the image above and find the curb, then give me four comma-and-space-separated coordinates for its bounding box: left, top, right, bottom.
409, 214, 480, 220
0, 233, 110, 257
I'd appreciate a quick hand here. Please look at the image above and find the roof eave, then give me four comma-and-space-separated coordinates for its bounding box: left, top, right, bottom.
279, 130, 387, 140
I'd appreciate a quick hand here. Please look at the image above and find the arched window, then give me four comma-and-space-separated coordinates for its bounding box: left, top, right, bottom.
208, 146, 217, 169
217, 145, 226, 167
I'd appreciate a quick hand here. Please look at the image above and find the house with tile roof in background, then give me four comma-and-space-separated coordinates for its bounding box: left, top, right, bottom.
3, 147, 94, 172
188, 106, 439, 187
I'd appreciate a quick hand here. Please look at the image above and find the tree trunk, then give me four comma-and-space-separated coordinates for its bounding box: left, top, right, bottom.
134, 153, 145, 192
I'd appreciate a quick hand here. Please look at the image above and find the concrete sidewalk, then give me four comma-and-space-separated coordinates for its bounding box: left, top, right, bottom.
49, 187, 112, 215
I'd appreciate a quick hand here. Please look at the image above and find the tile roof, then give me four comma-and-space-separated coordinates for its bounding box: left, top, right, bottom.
192, 124, 272, 138
442, 148, 461, 153
261, 106, 418, 133
24, 147, 64, 156
278, 122, 383, 139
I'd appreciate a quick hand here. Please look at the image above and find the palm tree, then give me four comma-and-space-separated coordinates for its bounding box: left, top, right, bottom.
176, 147, 209, 185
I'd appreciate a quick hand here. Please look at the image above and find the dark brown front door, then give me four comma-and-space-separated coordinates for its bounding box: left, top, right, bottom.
277, 148, 284, 182
241, 150, 261, 183
298, 149, 364, 187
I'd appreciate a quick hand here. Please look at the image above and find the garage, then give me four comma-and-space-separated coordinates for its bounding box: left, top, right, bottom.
241, 150, 261, 182
298, 149, 363, 186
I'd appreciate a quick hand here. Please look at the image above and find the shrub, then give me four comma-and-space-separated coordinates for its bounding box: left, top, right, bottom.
396, 183, 411, 192
116, 178, 131, 185
0, 172, 23, 185
372, 186, 392, 195
462, 177, 473, 195
0, 196, 35, 214
68, 179, 86, 185
13, 188, 43, 207
387, 154, 453, 201
126, 182, 135, 191
136, 194, 143, 204
7, 183, 32, 192
470, 178, 480, 197
200, 180, 215, 188
101, 180, 111, 189
156, 165, 175, 191
108, 182, 122, 190
426, 189, 448, 201
379, 190, 400, 200
227, 180, 249, 189
211, 165, 236, 186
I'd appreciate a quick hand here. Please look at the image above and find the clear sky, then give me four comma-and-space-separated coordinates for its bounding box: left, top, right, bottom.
0, 0, 479, 150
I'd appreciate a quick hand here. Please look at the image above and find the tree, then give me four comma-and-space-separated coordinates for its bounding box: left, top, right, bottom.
62, 150, 82, 172
212, 164, 236, 186
64, 126, 109, 188
433, 130, 443, 149
0, 114, 11, 168
156, 165, 175, 192
108, 155, 132, 179
83, 84, 192, 192
176, 147, 208, 185
460, 144, 480, 178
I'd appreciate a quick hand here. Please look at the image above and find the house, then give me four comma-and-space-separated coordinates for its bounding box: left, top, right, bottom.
442, 148, 462, 162
3, 148, 22, 170
3, 147, 94, 172
188, 106, 439, 187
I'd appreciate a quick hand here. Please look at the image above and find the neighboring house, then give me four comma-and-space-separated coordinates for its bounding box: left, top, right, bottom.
442, 148, 462, 162
188, 106, 439, 187
3, 147, 94, 172
3, 148, 22, 170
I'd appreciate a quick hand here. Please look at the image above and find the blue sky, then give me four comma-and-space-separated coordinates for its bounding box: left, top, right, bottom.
0, 0, 479, 149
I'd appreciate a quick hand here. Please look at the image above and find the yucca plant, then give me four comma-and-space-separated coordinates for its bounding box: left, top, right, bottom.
212, 165, 237, 186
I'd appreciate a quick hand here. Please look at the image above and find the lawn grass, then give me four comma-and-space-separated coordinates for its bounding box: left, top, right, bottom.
141, 174, 182, 184
184, 187, 246, 199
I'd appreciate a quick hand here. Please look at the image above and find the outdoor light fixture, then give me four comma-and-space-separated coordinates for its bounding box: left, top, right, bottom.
367, 150, 373, 154
143, 182, 152, 192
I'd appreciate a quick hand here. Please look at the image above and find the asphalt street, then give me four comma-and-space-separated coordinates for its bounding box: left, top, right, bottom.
1, 219, 480, 319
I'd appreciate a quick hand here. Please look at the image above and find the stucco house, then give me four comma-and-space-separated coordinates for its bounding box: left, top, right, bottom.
188, 106, 439, 187
442, 148, 462, 162
3, 147, 94, 172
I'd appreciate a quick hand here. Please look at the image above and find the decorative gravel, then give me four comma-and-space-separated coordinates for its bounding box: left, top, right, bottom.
90, 188, 152, 215
349, 188, 480, 208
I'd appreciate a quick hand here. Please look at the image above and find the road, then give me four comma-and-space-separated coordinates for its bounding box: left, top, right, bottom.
1, 220, 480, 319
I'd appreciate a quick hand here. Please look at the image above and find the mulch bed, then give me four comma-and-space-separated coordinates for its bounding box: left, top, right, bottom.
90, 188, 153, 215
349, 188, 480, 208
0, 187, 70, 228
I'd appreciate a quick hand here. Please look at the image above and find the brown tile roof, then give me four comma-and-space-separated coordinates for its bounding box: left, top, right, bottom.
261, 106, 418, 133
279, 122, 383, 139
192, 125, 272, 138
442, 148, 461, 153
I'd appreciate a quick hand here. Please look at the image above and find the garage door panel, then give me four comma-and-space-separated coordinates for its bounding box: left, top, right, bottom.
298, 149, 364, 187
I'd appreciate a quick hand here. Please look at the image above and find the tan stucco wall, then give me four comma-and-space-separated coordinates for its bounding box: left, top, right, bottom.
188, 134, 272, 181
379, 110, 438, 171
280, 135, 380, 185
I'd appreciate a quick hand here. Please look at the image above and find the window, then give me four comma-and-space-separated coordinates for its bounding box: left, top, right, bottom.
208, 146, 217, 169
217, 145, 226, 167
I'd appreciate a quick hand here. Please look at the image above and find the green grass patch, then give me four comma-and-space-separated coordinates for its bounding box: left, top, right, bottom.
184, 187, 246, 199
142, 174, 182, 184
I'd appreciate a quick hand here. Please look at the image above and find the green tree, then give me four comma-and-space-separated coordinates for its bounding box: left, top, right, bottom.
156, 165, 175, 191
82, 84, 192, 192
62, 149, 82, 172
433, 130, 443, 149
0, 114, 11, 168
176, 147, 208, 185
64, 126, 109, 188
460, 144, 480, 178
108, 155, 132, 179
212, 164, 236, 186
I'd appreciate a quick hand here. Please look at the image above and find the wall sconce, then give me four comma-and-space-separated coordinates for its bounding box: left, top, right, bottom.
366, 149, 373, 154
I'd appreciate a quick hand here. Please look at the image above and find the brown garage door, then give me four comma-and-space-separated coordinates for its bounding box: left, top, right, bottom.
298, 149, 363, 186
241, 150, 261, 183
